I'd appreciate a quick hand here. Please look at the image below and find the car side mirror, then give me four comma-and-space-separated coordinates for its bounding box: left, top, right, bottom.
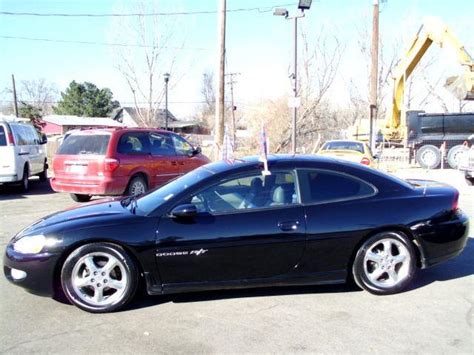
40, 134, 48, 145
192, 146, 202, 156
171, 204, 197, 218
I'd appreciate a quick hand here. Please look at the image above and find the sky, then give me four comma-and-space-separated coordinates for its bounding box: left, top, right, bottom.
0, 0, 473, 118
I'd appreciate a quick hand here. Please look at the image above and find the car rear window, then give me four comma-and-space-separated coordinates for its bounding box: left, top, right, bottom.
57, 134, 110, 155
322, 141, 364, 153
0, 126, 6, 146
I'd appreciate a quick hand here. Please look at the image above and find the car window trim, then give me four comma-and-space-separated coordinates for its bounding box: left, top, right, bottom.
166, 168, 302, 217
296, 168, 378, 206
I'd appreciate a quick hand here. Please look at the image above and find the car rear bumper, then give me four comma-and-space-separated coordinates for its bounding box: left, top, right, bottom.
50, 176, 126, 196
3, 246, 60, 297
418, 210, 470, 268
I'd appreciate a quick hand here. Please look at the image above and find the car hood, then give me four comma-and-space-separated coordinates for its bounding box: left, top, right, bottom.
19, 199, 130, 236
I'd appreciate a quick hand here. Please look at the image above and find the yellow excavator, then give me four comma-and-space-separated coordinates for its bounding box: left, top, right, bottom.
383, 17, 474, 142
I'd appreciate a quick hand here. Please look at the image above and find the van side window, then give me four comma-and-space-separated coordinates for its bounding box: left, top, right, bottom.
117, 132, 150, 155
150, 133, 175, 156
0, 126, 7, 146
11, 125, 27, 145
171, 134, 193, 156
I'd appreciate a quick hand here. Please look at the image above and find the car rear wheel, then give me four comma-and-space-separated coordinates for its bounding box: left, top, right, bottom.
127, 175, 147, 196
20, 165, 29, 192
416, 145, 441, 169
61, 243, 138, 313
70, 194, 92, 203
352, 232, 416, 295
38, 161, 48, 182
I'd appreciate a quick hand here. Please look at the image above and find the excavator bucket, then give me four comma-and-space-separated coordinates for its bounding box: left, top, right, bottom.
444, 71, 474, 100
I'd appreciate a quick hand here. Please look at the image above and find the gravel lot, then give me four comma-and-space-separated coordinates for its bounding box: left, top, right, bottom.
0, 169, 472, 354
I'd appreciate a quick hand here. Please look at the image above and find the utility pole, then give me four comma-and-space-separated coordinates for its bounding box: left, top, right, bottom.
215, 0, 226, 160
369, 0, 379, 151
11, 74, 19, 118
225, 72, 240, 147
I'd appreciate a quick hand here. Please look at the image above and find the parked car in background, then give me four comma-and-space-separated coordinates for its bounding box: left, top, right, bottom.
0, 118, 48, 191
317, 140, 376, 167
50, 127, 210, 202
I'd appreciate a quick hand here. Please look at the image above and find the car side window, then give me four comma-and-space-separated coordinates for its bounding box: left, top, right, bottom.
117, 132, 150, 155
11, 125, 28, 145
150, 132, 175, 156
188, 170, 299, 214
300, 170, 376, 204
171, 134, 194, 156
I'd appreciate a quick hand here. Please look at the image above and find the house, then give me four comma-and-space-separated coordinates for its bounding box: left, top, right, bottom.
111, 107, 203, 134
42, 115, 123, 135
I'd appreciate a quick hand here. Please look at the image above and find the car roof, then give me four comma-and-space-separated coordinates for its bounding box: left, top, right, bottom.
323, 140, 366, 145
66, 127, 170, 135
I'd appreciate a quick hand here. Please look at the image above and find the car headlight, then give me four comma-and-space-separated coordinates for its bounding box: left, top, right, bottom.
13, 234, 46, 254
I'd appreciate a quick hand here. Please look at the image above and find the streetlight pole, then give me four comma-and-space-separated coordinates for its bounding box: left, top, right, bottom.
274, 1, 312, 155
292, 16, 298, 154
164, 73, 170, 130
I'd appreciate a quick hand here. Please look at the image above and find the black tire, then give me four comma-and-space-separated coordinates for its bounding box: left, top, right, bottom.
416, 145, 441, 169
70, 193, 92, 203
127, 175, 148, 196
466, 175, 473, 186
352, 231, 416, 295
61, 243, 138, 313
447, 145, 469, 169
20, 165, 29, 192
38, 161, 48, 182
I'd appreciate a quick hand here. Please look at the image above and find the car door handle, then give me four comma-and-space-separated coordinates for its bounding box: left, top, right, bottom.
171, 161, 177, 166
278, 220, 300, 231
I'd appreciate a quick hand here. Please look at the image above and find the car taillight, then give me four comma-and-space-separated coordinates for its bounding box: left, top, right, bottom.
7, 132, 15, 146
104, 158, 120, 172
360, 157, 370, 165
452, 190, 459, 210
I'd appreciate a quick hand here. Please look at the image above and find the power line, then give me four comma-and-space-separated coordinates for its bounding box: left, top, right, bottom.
0, 3, 296, 17
0, 35, 210, 50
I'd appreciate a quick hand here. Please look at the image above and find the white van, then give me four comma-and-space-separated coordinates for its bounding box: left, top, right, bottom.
0, 118, 48, 191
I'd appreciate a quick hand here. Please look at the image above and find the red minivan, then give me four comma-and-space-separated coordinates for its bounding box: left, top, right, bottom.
50, 128, 210, 202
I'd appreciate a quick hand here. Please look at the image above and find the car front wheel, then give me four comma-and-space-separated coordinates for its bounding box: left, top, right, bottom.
352, 232, 416, 295
61, 243, 138, 313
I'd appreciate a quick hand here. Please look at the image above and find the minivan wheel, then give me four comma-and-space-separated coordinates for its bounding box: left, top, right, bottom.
61, 243, 138, 313
352, 232, 416, 295
20, 166, 29, 192
39, 162, 48, 182
127, 176, 147, 196
71, 194, 92, 203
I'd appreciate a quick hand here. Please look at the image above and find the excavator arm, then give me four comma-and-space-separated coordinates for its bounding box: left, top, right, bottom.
385, 17, 474, 141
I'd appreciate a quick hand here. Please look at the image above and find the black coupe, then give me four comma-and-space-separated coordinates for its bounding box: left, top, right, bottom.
4, 155, 469, 312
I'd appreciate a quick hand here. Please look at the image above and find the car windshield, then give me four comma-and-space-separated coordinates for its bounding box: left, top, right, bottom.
135, 166, 213, 215
322, 141, 364, 153
57, 134, 110, 155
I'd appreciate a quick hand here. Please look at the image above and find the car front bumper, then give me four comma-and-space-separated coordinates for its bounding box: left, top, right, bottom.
3, 245, 61, 297
0, 174, 19, 183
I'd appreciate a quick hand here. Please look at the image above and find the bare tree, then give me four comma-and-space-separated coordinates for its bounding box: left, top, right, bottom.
198, 69, 216, 129
2, 78, 58, 115
112, 0, 186, 127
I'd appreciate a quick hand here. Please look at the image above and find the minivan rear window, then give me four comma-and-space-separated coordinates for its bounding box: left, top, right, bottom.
57, 134, 110, 155
0, 126, 6, 146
